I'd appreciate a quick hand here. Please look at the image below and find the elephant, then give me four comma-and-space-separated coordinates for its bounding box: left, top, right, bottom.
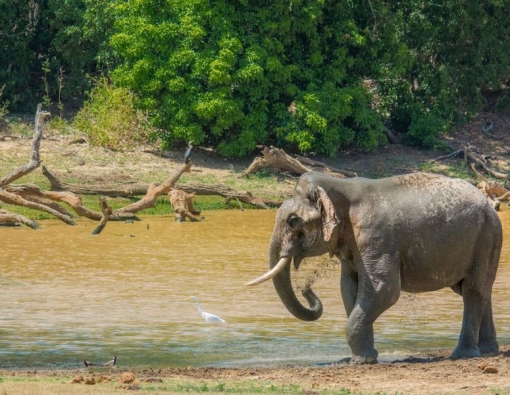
247, 171, 502, 364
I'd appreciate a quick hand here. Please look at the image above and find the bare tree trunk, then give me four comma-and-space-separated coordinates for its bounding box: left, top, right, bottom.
0, 104, 50, 187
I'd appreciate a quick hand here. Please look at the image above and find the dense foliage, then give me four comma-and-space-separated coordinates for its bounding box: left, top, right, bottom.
1, 0, 509, 156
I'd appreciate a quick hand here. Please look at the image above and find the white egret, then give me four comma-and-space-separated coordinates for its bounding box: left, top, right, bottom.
187, 296, 226, 325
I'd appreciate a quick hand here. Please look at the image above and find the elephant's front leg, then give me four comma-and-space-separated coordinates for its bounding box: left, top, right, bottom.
343, 256, 401, 364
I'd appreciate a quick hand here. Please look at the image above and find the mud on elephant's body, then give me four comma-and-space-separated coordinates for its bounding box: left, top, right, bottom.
248, 172, 502, 364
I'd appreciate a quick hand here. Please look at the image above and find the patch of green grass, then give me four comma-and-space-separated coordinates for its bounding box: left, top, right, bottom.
141, 379, 351, 393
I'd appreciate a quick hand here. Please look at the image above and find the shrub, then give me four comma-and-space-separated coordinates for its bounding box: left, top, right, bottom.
72, 78, 154, 150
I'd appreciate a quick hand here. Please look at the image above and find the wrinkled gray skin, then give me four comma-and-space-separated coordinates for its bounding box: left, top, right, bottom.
261, 172, 502, 364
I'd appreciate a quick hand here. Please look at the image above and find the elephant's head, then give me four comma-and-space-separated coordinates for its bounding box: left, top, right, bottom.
247, 174, 341, 321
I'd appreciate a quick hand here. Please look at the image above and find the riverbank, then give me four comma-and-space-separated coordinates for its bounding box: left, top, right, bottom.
1, 110, 510, 216
1, 345, 510, 394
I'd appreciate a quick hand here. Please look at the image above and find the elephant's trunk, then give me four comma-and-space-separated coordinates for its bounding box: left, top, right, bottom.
246, 238, 323, 321
271, 257, 323, 322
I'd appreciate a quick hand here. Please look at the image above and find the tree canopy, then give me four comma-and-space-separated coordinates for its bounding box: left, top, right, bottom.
1, 0, 509, 156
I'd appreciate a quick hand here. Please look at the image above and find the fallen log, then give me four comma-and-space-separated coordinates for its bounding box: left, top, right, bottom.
295, 156, 357, 177
5, 184, 76, 217
244, 146, 312, 176
5, 182, 137, 221
42, 166, 149, 196
244, 146, 354, 178
0, 187, 76, 225
42, 167, 282, 208
113, 161, 192, 215
0, 209, 41, 229
178, 183, 281, 208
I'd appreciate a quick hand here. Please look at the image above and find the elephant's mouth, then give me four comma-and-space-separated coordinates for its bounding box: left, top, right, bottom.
293, 255, 303, 270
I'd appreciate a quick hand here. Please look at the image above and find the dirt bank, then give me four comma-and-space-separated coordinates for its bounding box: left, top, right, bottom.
2, 346, 510, 394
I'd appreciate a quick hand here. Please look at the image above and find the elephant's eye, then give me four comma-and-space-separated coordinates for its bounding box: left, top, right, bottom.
287, 215, 303, 230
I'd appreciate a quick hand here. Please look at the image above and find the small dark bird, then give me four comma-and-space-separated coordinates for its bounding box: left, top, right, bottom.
83, 360, 95, 368
103, 356, 117, 367
184, 140, 194, 164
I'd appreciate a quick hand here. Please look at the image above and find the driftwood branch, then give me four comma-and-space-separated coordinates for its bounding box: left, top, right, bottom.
113, 161, 193, 215
295, 156, 357, 177
244, 146, 312, 176
92, 197, 112, 235
244, 146, 355, 178
0, 208, 41, 229
0, 187, 76, 225
169, 189, 201, 222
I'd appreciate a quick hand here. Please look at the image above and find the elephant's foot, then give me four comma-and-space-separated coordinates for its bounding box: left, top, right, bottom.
451, 345, 481, 360
351, 350, 378, 365
479, 341, 499, 356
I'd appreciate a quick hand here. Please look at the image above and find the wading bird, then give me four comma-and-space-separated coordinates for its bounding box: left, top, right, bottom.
187, 296, 226, 325
103, 356, 117, 367
83, 356, 117, 369
83, 360, 95, 368
184, 141, 194, 164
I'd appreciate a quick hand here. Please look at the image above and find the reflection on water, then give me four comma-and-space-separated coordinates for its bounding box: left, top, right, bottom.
1, 208, 510, 369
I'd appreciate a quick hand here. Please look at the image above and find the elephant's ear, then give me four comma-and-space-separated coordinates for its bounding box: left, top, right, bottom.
316, 186, 340, 248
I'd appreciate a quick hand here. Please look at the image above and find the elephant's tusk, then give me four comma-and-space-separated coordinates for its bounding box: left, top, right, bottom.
245, 257, 290, 286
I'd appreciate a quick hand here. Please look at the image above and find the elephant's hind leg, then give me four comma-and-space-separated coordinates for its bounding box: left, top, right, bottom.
478, 299, 498, 355
452, 269, 498, 358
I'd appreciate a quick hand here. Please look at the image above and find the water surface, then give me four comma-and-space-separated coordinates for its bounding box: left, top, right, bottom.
1, 209, 509, 369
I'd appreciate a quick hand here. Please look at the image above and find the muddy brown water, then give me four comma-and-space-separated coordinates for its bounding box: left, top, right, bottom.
1, 209, 510, 369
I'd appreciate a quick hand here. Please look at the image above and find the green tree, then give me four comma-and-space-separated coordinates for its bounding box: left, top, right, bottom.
111, 0, 384, 156
0, 0, 40, 108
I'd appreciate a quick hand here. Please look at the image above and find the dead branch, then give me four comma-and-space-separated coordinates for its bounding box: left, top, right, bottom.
430, 149, 465, 162
113, 161, 193, 215
5, 184, 75, 217
0, 208, 41, 229
465, 149, 507, 179
42, 166, 282, 208
0, 104, 50, 187
92, 197, 112, 235
432, 144, 508, 180
382, 126, 402, 144
178, 182, 281, 208
42, 166, 149, 197
0, 187, 76, 225
169, 189, 201, 222
243, 146, 312, 176
295, 156, 357, 177
244, 146, 355, 178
